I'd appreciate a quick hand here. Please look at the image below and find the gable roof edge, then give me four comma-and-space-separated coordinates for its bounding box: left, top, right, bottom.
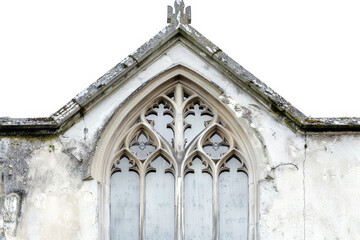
1, 24, 360, 136
175, 25, 360, 132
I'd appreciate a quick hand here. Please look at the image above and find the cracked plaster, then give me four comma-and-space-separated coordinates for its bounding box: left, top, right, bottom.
0, 5, 359, 238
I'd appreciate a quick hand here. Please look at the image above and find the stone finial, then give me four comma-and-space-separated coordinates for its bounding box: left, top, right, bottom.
167, 0, 191, 25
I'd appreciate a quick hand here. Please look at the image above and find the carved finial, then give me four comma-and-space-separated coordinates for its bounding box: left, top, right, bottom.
167, 0, 191, 25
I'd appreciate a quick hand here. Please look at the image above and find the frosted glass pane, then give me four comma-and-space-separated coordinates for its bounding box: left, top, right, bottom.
111, 157, 140, 240
129, 132, 155, 160
145, 156, 175, 240
184, 158, 213, 240
203, 133, 229, 159
184, 103, 213, 146
146, 103, 174, 144
219, 158, 248, 240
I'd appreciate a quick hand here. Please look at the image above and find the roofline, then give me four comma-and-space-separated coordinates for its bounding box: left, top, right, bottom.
1, 24, 360, 136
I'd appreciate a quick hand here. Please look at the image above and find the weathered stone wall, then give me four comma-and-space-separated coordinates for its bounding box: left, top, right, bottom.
15, 142, 97, 240
0, 138, 98, 240
1, 43, 359, 239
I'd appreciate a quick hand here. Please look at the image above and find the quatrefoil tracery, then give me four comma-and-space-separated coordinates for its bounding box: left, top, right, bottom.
202, 131, 230, 160
114, 84, 245, 175
129, 130, 156, 160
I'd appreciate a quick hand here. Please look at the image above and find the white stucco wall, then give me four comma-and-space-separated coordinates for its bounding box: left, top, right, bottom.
1, 43, 360, 239
12, 143, 98, 240
305, 135, 360, 239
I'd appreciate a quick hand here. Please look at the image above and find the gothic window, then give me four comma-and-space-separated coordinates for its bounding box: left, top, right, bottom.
109, 83, 249, 240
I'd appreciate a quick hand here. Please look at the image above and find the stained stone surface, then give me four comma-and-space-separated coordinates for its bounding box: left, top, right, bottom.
0, 2, 359, 239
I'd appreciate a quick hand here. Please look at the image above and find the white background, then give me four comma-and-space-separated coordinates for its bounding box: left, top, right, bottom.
0, 0, 359, 118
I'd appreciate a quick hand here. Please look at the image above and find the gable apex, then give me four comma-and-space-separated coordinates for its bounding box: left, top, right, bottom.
1, 14, 360, 135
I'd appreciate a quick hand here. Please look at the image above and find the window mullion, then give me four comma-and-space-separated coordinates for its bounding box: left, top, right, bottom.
139, 169, 145, 240
174, 84, 184, 156
176, 173, 184, 240
174, 84, 185, 240
213, 167, 220, 240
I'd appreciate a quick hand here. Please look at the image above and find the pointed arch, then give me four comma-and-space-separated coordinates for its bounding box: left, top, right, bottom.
88, 65, 267, 240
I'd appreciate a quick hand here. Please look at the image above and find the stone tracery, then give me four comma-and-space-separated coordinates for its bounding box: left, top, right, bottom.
110, 83, 248, 240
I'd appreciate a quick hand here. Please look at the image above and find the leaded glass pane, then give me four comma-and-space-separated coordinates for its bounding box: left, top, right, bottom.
145, 156, 175, 240
110, 83, 250, 240
219, 157, 248, 240
110, 156, 140, 240
184, 158, 213, 240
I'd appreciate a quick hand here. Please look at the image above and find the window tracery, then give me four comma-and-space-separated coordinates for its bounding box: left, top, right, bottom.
129, 130, 156, 160
109, 83, 249, 240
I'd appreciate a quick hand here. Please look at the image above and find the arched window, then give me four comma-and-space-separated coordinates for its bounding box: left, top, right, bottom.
110, 83, 248, 239
89, 67, 261, 240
